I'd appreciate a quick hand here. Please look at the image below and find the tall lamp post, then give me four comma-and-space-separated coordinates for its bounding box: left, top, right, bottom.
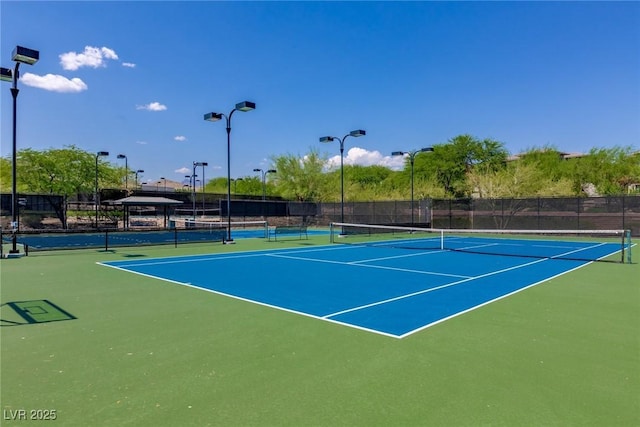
194, 162, 208, 217
320, 129, 366, 224
134, 169, 144, 189
391, 147, 433, 225
1, 45, 39, 254
204, 101, 256, 244
95, 151, 109, 228
253, 168, 277, 200
117, 154, 128, 190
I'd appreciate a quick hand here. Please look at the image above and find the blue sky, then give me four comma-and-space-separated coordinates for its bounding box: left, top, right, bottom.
1, 1, 639, 185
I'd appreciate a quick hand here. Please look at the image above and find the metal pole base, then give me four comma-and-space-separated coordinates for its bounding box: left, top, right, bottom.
4, 251, 25, 259
223, 239, 236, 245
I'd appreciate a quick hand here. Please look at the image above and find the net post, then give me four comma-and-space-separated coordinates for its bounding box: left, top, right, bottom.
105, 229, 109, 252
625, 230, 632, 264
440, 229, 444, 250
330, 223, 335, 243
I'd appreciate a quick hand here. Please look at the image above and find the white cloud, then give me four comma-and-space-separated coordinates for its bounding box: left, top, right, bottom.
122, 62, 136, 68
136, 102, 167, 111
20, 73, 88, 93
59, 46, 119, 71
174, 136, 187, 142
326, 147, 405, 170
135, 140, 148, 145
175, 167, 190, 174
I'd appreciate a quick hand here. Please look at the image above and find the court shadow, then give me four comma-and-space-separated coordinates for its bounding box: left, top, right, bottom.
0, 300, 77, 327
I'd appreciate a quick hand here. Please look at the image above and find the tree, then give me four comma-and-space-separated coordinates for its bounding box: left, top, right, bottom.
271, 149, 328, 201
1, 146, 123, 227
572, 147, 640, 195
468, 162, 573, 199
0, 157, 11, 192
467, 161, 574, 228
414, 134, 508, 198
341, 165, 393, 201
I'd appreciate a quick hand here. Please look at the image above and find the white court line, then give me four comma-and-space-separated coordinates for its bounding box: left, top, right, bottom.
397, 261, 594, 339
322, 257, 550, 319
98, 239, 625, 339
105, 252, 268, 267
101, 244, 353, 268
323, 242, 611, 320
98, 260, 401, 339
266, 252, 472, 279
347, 249, 448, 264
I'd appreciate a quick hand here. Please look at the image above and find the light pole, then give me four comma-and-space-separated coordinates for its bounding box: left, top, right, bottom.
134, 170, 144, 189
253, 168, 277, 200
117, 154, 128, 191
204, 101, 256, 243
194, 162, 208, 217
1, 45, 39, 254
95, 151, 109, 228
160, 177, 166, 192
392, 147, 434, 225
320, 129, 366, 224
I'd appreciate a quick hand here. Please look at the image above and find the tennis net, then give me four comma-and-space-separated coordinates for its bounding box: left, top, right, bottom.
329, 222, 633, 263
170, 218, 269, 240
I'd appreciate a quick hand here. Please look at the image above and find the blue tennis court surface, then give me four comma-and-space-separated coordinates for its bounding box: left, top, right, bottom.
99, 239, 624, 338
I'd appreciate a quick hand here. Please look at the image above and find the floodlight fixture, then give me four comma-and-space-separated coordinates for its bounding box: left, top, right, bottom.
12, 46, 39, 65
117, 154, 128, 190
318, 129, 367, 223
94, 151, 109, 227
203, 100, 256, 243
254, 168, 277, 201
235, 101, 256, 112
392, 147, 434, 225
204, 112, 223, 122
0, 67, 12, 82
3, 45, 39, 254
192, 162, 208, 219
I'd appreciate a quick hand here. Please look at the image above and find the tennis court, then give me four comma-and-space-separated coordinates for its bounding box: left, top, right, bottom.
100, 224, 630, 338
3, 229, 638, 426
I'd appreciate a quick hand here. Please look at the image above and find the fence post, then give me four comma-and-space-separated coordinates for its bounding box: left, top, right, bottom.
622, 195, 626, 230
577, 197, 581, 230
